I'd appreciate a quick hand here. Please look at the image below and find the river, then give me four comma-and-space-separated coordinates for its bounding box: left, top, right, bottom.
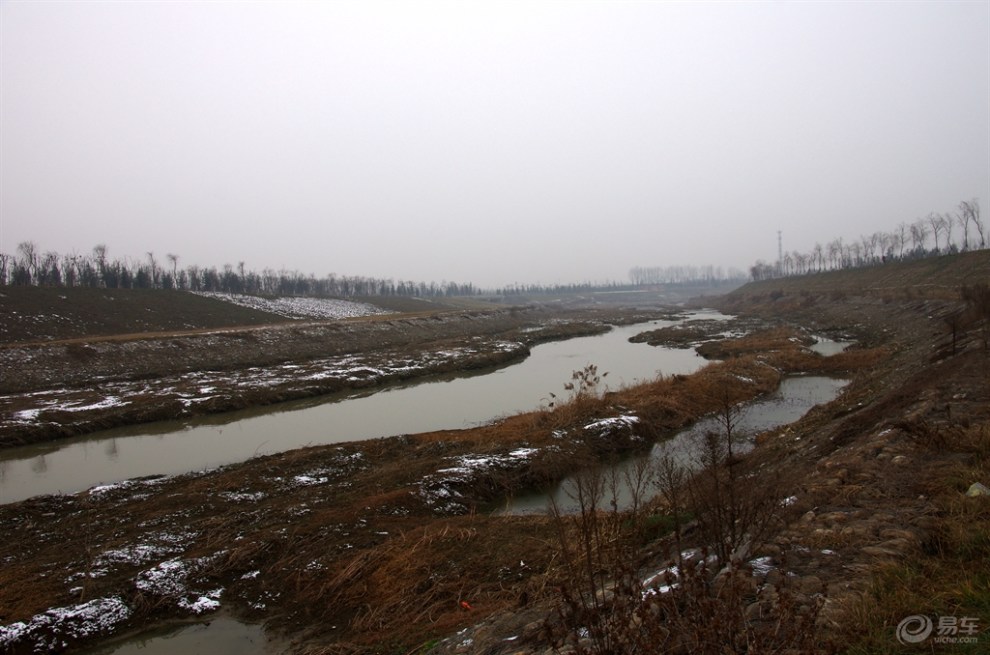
503, 374, 849, 514
0, 311, 732, 503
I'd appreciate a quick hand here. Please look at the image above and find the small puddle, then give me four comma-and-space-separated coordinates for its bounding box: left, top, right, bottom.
808, 336, 853, 356
501, 375, 849, 515
80, 616, 278, 655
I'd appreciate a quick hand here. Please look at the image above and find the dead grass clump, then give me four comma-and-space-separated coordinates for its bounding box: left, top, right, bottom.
295, 515, 559, 649
815, 347, 888, 373
696, 327, 805, 360
836, 422, 990, 653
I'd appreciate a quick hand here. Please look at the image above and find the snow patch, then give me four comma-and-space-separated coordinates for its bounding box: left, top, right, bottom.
0, 596, 131, 652
191, 292, 391, 320
135, 555, 223, 614
419, 447, 540, 513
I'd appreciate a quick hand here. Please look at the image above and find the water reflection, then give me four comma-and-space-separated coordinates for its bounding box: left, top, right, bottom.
30, 455, 48, 474
81, 617, 275, 655
503, 376, 849, 515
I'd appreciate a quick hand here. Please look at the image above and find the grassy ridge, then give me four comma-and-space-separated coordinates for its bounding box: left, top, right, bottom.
730, 250, 990, 300
0, 287, 288, 343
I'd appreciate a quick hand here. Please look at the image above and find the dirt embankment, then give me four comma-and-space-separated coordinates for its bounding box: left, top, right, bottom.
2, 306, 654, 447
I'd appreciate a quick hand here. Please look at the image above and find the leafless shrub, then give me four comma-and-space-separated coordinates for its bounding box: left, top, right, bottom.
545, 377, 813, 654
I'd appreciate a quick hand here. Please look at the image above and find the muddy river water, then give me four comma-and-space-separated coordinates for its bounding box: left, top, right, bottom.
503, 375, 849, 514
0, 312, 739, 504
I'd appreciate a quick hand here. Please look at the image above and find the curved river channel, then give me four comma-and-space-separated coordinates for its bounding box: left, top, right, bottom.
0, 312, 742, 504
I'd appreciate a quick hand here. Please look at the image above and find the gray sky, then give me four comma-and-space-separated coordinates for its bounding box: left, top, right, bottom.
2, 1, 988, 288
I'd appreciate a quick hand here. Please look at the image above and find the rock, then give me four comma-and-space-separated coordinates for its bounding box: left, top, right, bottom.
745, 601, 764, 620
819, 511, 849, 524
965, 482, 990, 497
795, 575, 823, 594
839, 525, 871, 538
878, 537, 913, 553
521, 621, 543, 640
765, 569, 785, 587
755, 543, 782, 557
861, 545, 902, 558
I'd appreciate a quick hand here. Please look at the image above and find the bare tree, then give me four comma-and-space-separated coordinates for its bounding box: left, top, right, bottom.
928, 212, 945, 252
894, 221, 909, 258
92, 244, 108, 286
957, 205, 974, 250
909, 219, 929, 253
849, 242, 863, 267
942, 212, 956, 250
962, 199, 985, 249
146, 252, 158, 288
812, 243, 824, 271
39, 251, 61, 286
826, 239, 842, 270
17, 241, 38, 283
166, 253, 180, 285
0, 252, 9, 285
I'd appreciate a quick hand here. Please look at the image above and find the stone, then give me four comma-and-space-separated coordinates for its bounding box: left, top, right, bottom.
879, 528, 916, 541
820, 511, 849, 524
521, 621, 543, 640
861, 545, 902, 558
796, 575, 824, 594
755, 543, 782, 557
965, 482, 990, 497
765, 569, 785, 587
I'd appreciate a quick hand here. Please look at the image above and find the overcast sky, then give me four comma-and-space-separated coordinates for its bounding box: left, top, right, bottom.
2, 1, 988, 288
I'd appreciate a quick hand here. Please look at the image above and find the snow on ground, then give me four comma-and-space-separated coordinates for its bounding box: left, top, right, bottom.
419, 447, 540, 513
191, 292, 392, 320
583, 414, 639, 433
135, 554, 224, 613
2, 342, 528, 429
88, 476, 170, 498
0, 596, 132, 652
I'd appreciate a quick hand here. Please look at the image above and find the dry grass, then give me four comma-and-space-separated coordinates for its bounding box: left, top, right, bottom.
836, 423, 990, 654
288, 515, 561, 651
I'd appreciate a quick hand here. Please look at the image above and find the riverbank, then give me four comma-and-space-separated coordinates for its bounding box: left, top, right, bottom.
0, 322, 881, 654
1, 307, 654, 448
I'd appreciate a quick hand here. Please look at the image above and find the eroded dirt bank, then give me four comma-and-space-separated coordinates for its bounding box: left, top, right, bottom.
0, 307, 659, 447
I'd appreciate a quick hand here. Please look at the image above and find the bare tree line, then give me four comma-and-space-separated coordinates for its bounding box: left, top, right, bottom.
628, 264, 747, 286
0, 243, 746, 299
0, 243, 480, 298
750, 198, 986, 281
